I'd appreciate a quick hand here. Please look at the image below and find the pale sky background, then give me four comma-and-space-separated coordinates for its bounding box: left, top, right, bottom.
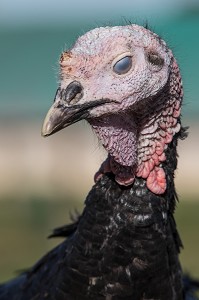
0, 0, 198, 27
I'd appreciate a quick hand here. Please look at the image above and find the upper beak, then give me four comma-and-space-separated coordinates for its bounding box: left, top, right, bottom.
41, 83, 111, 137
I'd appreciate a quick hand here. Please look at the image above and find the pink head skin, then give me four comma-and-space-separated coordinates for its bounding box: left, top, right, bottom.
42, 24, 182, 195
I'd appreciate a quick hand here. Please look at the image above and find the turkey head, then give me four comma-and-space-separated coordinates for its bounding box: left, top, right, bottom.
42, 25, 182, 195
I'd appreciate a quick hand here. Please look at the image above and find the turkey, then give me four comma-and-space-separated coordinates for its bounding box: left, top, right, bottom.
0, 24, 198, 300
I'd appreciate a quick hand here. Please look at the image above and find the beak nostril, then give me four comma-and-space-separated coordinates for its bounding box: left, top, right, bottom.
54, 81, 83, 104
63, 81, 83, 105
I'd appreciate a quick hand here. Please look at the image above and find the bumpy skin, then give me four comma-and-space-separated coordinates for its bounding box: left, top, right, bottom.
46, 24, 182, 194
0, 25, 198, 299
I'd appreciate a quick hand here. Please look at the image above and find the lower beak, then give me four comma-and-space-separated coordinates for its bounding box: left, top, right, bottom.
41, 102, 89, 137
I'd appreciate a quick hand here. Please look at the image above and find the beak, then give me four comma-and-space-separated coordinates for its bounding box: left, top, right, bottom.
42, 102, 88, 137
42, 91, 110, 137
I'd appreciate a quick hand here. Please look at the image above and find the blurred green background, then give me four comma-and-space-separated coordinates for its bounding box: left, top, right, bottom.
0, 0, 199, 283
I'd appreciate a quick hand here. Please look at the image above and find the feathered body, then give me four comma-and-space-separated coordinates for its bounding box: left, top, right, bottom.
0, 24, 198, 299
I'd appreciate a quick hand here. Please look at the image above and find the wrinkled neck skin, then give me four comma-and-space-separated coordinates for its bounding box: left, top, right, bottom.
90, 77, 182, 195
90, 112, 138, 184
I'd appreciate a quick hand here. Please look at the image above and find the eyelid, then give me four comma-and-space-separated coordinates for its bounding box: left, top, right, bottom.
111, 52, 133, 69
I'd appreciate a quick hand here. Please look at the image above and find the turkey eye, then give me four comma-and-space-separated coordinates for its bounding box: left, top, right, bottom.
113, 56, 132, 75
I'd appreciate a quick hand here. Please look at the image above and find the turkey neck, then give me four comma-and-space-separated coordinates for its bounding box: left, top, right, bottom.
62, 131, 184, 299
89, 79, 182, 195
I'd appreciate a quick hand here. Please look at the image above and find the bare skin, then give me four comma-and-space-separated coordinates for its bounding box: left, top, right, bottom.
42, 25, 182, 195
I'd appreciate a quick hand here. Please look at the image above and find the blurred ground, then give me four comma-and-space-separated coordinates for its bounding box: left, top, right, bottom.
0, 121, 100, 201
